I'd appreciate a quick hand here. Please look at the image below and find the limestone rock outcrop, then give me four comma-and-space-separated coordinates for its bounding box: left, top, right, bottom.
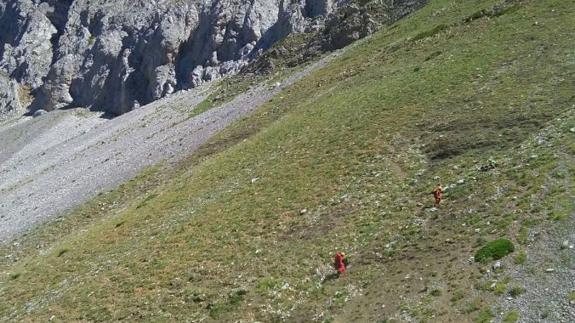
0, 0, 425, 117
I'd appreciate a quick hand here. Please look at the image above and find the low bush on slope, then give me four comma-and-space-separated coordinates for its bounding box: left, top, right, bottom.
475, 239, 515, 263
1, 0, 575, 321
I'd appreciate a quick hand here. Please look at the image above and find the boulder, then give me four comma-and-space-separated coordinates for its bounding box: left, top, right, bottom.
32, 109, 48, 118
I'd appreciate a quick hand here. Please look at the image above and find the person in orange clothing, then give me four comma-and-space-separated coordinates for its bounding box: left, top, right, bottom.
334, 251, 346, 277
432, 183, 444, 207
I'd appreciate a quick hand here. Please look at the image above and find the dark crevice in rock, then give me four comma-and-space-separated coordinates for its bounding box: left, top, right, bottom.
45, 0, 73, 34
304, 0, 330, 18
44, 0, 73, 65
0, 1, 22, 59
175, 9, 214, 89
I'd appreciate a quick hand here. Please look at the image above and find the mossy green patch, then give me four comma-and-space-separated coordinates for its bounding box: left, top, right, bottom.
475, 239, 515, 263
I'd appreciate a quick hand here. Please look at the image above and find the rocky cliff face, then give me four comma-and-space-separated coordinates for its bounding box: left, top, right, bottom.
0, 0, 425, 117
0, 0, 346, 115
0, 71, 21, 120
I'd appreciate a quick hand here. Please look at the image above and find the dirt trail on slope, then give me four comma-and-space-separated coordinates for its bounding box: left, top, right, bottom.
0, 51, 344, 243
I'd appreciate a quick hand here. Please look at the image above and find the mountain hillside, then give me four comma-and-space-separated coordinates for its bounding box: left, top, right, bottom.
1, 0, 575, 322
0, 0, 426, 242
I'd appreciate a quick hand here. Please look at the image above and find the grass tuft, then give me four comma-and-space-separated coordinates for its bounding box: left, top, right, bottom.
508, 286, 525, 298
411, 24, 449, 41
513, 251, 527, 265
502, 310, 519, 323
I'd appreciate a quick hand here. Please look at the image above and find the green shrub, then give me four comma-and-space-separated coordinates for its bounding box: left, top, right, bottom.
474, 239, 515, 262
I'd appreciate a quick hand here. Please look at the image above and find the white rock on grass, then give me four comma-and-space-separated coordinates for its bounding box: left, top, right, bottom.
492, 261, 502, 271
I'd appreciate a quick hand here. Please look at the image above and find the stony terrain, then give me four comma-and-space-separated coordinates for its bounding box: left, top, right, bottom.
495, 120, 575, 323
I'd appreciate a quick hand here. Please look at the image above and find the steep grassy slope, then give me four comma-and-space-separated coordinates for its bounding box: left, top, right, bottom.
1, 0, 575, 321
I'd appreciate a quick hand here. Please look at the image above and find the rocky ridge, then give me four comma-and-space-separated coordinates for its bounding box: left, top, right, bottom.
0, 0, 426, 117
0, 0, 345, 116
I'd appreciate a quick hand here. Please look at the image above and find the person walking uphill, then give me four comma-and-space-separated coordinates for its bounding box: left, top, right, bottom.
432, 183, 443, 207
334, 252, 346, 277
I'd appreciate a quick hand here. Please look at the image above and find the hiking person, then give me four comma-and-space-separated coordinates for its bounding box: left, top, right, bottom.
334, 252, 346, 277
432, 183, 443, 207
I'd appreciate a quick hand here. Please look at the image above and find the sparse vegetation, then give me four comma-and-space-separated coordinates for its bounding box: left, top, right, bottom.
516, 226, 529, 245
503, 310, 519, 323
493, 281, 508, 296
508, 286, 525, 298
475, 308, 494, 323
430, 289, 442, 296
450, 289, 465, 303
411, 24, 449, 41
513, 251, 527, 265
16, 84, 33, 109
57, 249, 69, 257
